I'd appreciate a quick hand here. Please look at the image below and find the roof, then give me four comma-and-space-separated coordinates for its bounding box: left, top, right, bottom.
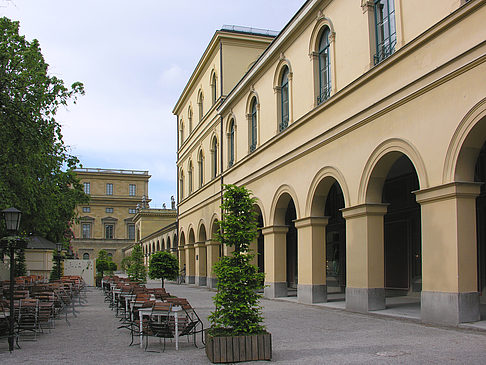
27, 236, 57, 250
221, 25, 279, 37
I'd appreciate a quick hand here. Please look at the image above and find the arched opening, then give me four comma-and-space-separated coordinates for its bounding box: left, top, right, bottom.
382, 155, 421, 297
325, 182, 346, 297
285, 200, 298, 293
83, 253, 89, 260
157, 240, 160, 251
197, 224, 208, 286
179, 231, 186, 277
167, 237, 171, 252
475, 141, 486, 304
254, 205, 264, 274
187, 228, 196, 284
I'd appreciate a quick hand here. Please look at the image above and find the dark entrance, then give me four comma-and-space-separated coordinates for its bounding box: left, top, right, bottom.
257, 212, 264, 274
324, 182, 346, 294
285, 200, 298, 290
382, 155, 421, 294
475, 141, 486, 300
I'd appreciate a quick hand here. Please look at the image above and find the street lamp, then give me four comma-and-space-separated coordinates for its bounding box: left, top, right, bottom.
53, 242, 64, 281
1, 207, 26, 352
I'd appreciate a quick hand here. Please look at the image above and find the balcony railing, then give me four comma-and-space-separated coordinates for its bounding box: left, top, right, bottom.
74, 168, 149, 175
374, 40, 396, 65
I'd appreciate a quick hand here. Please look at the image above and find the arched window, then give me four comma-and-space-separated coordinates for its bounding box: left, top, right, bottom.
83, 253, 89, 260
198, 91, 204, 121
179, 120, 184, 144
198, 150, 204, 188
211, 73, 217, 105
228, 119, 235, 167
179, 169, 184, 200
373, 0, 396, 64
280, 66, 289, 132
188, 107, 193, 133
249, 98, 257, 152
318, 27, 331, 104
211, 137, 218, 179
188, 161, 193, 194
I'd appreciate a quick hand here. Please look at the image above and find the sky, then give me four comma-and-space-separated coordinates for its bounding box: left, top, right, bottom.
1, 0, 304, 208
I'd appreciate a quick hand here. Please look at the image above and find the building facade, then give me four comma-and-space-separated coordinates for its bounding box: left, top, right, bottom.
174, 0, 486, 326
72, 168, 151, 267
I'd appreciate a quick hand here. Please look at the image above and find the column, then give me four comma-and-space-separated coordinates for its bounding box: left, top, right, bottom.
341, 204, 388, 312
206, 240, 220, 288
262, 226, 288, 298
415, 182, 480, 325
185, 243, 195, 284
194, 241, 207, 286
294, 217, 328, 304
178, 245, 185, 280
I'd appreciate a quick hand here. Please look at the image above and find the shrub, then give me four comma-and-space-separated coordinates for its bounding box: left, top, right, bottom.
148, 251, 179, 288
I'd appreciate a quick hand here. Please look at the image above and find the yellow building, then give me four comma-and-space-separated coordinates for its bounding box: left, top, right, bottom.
72, 168, 151, 267
174, 0, 486, 326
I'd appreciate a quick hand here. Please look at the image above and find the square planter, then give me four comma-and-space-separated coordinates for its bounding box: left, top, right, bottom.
206, 331, 272, 363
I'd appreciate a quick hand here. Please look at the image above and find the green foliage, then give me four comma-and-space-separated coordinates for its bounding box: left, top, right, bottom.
96, 249, 116, 276
0, 17, 88, 243
148, 251, 179, 288
216, 184, 258, 254
49, 252, 63, 281
209, 184, 265, 336
126, 244, 146, 284
121, 256, 132, 272
14, 248, 26, 276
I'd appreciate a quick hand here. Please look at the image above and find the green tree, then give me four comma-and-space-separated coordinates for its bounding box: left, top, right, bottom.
96, 249, 113, 277
49, 251, 64, 281
0, 17, 88, 243
126, 244, 146, 284
14, 248, 26, 277
148, 251, 179, 288
121, 256, 132, 273
209, 184, 265, 336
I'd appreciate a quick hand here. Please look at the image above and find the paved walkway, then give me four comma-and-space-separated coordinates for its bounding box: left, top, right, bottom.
1, 281, 485, 364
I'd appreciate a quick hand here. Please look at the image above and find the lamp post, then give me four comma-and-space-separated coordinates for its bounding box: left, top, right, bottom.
53, 242, 64, 280
1, 207, 25, 352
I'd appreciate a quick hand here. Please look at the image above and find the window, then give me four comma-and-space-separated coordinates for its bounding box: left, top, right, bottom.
198, 91, 204, 121
280, 66, 290, 131
107, 253, 113, 258
128, 224, 135, 240
318, 27, 331, 104
198, 150, 204, 188
82, 223, 91, 239
180, 120, 184, 144
188, 107, 193, 133
83, 253, 90, 260
82, 207, 90, 213
106, 207, 114, 213
228, 120, 235, 167
188, 161, 193, 194
106, 183, 113, 195
211, 137, 218, 179
249, 98, 257, 152
211, 73, 217, 105
129, 208, 136, 214
180, 170, 184, 200
83, 182, 90, 194
374, 0, 396, 65
129, 184, 136, 196
105, 224, 114, 239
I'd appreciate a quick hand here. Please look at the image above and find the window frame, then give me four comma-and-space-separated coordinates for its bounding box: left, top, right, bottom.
82, 207, 90, 213
211, 137, 218, 179
106, 207, 114, 213
249, 98, 258, 152
280, 66, 290, 132
373, 0, 396, 65
105, 224, 114, 239
318, 27, 331, 104
198, 150, 204, 188
83, 182, 90, 194
82, 223, 91, 239
129, 184, 136, 196
228, 119, 235, 167
211, 73, 217, 105
83, 253, 90, 260
128, 223, 135, 240
106, 183, 113, 196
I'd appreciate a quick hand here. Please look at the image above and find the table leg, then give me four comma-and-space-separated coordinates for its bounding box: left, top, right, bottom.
175, 311, 179, 350
139, 313, 143, 349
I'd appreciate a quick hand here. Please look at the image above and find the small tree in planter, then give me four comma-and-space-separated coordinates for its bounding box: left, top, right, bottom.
148, 251, 179, 288
207, 184, 270, 363
127, 243, 146, 284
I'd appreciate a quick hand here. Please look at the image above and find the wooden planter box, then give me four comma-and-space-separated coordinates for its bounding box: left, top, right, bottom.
206, 331, 272, 363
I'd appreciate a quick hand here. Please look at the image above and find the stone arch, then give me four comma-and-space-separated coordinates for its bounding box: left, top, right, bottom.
308, 15, 336, 56
444, 97, 486, 183
273, 58, 293, 88
358, 138, 428, 204
198, 220, 207, 242
252, 197, 267, 227
157, 240, 160, 251
188, 227, 195, 244
270, 184, 300, 225
306, 166, 350, 216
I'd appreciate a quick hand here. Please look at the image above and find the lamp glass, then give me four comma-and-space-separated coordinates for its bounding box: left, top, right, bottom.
56, 242, 63, 253
2, 207, 21, 232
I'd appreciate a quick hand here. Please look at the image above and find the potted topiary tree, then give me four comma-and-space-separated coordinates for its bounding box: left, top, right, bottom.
148, 251, 179, 288
206, 184, 270, 363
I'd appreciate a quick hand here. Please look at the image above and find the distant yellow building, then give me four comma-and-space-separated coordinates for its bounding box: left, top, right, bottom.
71, 168, 151, 267
174, 0, 486, 326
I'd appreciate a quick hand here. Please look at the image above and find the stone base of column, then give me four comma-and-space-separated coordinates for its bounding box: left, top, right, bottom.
207, 277, 218, 289
186, 275, 195, 284
264, 282, 287, 298
195, 276, 207, 287
421, 291, 480, 325
346, 287, 385, 312
298, 284, 327, 304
